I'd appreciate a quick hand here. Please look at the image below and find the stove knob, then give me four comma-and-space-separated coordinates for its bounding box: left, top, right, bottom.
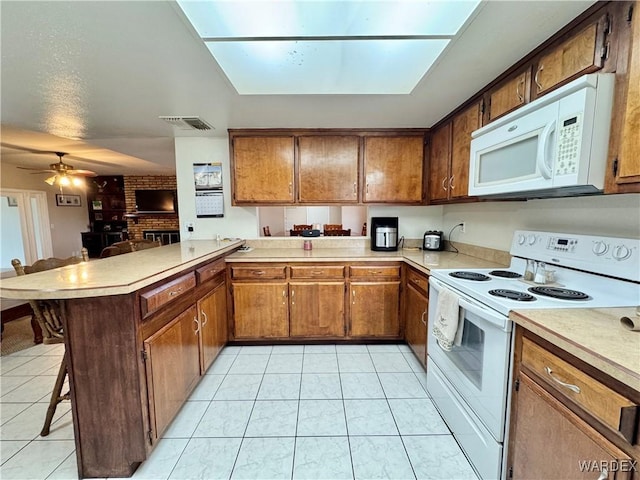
592, 241, 609, 256
527, 235, 537, 245
517, 234, 526, 245
612, 244, 632, 261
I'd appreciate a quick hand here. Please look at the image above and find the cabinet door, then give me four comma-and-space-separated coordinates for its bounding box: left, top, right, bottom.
232, 283, 289, 338
534, 18, 606, 96
450, 102, 481, 199
488, 69, 529, 122
144, 305, 200, 440
509, 373, 632, 480
349, 282, 401, 337
232, 136, 295, 204
298, 136, 359, 203
363, 136, 424, 203
198, 279, 227, 373
289, 282, 345, 337
428, 123, 452, 202
404, 283, 428, 367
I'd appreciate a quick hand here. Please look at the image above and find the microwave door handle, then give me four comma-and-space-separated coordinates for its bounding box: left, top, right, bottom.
537, 120, 555, 179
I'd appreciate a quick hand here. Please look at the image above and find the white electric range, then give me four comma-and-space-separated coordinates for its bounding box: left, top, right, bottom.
426, 230, 639, 480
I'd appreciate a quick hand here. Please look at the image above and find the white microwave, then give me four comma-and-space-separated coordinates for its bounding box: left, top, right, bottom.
468, 73, 615, 198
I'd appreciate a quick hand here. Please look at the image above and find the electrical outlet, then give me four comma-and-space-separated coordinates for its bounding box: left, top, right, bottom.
186, 222, 194, 232
460, 222, 466, 233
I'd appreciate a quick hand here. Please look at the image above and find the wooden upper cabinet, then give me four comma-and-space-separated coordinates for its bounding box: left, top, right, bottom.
363, 135, 425, 204
487, 68, 530, 122
232, 136, 295, 204
450, 102, 481, 199
533, 16, 608, 96
298, 135, 359, 203
428, 123, 452, 203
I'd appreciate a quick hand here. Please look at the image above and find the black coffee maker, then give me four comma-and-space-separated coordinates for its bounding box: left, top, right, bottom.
370, 217, 399, 251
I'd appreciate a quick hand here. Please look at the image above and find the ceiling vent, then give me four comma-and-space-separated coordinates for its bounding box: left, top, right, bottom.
159, 116, 214, 131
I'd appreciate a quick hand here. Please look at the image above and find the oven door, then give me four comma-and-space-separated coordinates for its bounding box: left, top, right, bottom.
427, 277, 512, 441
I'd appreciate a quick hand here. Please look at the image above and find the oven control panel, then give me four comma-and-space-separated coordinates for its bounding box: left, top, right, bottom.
511, 230, 639, 282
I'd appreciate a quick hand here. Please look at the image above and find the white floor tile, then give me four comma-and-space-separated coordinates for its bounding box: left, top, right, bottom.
40, 411, 75, 440
340, 373, 385, 399
350, 436, 415, 479
414, 371, 430, 396
228, 354, 270, 374
344, 399, 398, 436
2, 355, 63, 377
388, 399, 449, 435
302, 353, 338, 373
192, 401, 254, 438
188, 374, 224, 401
213, 375, 263, 400
335, 344, 369, 353
231, 437, 295, 479
293, 436, 353, 479
398, 344, 413, 353
378, 373, 428, 398
366, 344, 401, 353
238, 345, 273, 355
300, 373, 342, 399
337, 353, 376, 373
403, 435, 478, 480
402, 352, 427, 373
0, 356, 34, 375
1, 376, 55, 403
370, 353, 413, 373
132, 438, 188, 480
0, 402, 70, 441
0, 403, 30, 426
205, 354, 236, 375
245, 400, 298, 437
40, 451, 78, 479
0, 376, 32, 396
271, 345, 305, 354
162, 401, 209, 438
304, 344, 336, 353
257, 374, 301, 400
0, 439, 75, 480
219, 346, 242, 355
297, 400, 347, 436
169, 437, 242, 480
265, 354, 303, 374
0, 440, 29, 465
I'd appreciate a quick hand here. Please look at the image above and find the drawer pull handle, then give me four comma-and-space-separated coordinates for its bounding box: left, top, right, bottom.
201, 310, 208, 326
421, 311, 427, 326
194, 317, 200, 335
442, 177, 448, 191
169, 288, 182, 296
597, 467, 608, 480
252, 270, 265, 275
545, 366, 581, 394
534, 65, 544, 91
311, 271, 323, 275
352, 290, 356, 304
370, 270, 382, 274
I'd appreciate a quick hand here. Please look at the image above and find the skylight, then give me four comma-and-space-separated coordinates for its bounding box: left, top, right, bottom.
176, 0, 482, 95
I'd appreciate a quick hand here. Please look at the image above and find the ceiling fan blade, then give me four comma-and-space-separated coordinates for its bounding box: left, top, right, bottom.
67, 169, 97, 177
17, 166, 56, 172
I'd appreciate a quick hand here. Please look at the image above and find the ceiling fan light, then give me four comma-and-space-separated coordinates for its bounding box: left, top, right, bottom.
58, 175, 71, 187
45, 175, 57, 185
71, 177, 84, 187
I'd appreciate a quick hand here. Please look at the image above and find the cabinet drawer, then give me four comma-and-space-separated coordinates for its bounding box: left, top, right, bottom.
140, 272, 196, 318
196, 259, 226, 284
350, 265, 400, 279
290, 265, 345, 279
231, 265, 286, 280
406, 268, 429, 295
522, 337, 638, 444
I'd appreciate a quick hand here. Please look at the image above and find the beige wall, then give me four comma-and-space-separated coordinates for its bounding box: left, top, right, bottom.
0, 162, 89, 258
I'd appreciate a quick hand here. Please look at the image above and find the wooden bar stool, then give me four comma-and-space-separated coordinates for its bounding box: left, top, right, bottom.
11, 248, 89, 436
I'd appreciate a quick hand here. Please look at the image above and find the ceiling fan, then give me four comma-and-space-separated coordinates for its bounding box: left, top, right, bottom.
18, 152, 97, 187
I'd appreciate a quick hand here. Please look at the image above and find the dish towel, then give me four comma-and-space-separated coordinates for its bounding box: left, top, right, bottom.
432, 288, 463, 351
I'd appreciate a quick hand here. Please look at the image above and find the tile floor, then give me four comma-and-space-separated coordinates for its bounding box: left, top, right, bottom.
1, 342, 478, 480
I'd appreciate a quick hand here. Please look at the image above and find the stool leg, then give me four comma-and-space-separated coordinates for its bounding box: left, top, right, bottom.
40, 353, 69, 437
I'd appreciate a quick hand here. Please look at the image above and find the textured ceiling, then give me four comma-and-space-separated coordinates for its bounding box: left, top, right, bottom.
0, 0, 594, 176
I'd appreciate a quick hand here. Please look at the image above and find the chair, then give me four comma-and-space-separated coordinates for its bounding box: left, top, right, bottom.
323, 224, 342, 233
263, 226, 271, 237
99, 238, 161, 258
11, 248, 89, 436
323, 228, 351, 236
290, 224, 312, 237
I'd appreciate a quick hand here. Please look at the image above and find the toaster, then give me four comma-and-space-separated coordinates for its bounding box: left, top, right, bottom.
423, 230, 444, 251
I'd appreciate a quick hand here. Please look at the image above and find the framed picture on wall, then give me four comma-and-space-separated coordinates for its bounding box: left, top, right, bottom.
56, 194, 82, 207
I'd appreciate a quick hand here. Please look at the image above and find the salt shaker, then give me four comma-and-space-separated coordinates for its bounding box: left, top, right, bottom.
534, 262, 547, 284
524, 259, 535, 281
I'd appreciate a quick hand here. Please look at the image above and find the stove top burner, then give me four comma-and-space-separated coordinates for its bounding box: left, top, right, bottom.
449, 271, 491, 281
489, 270, 522, 279
528, 286, 590, 300
489, 289, 536, 301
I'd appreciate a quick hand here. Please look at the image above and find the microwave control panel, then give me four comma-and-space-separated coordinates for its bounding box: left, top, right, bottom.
555, 114, 582, 176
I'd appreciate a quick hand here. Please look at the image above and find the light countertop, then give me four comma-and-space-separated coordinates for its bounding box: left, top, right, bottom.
511, 307, 640, 391
0, 240, 244, 300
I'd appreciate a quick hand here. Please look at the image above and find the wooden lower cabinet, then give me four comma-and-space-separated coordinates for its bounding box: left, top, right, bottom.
404, 282, 428, 366
232, 282, 289, 338
197, 277, 227, 372
289, 281, 345, 337
143, 305, 200, 441
508, 373, 632, 479
349, 281, 401, 337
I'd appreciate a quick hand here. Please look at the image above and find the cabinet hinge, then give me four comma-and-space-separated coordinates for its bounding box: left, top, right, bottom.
613, 157, 619, 177
514, 378, 520, 392
628, 4, 634, 23
604, 13, 612, 35
141, 350, 148, 362
148, 429, 153, 443
480, 99, 486, 116
509, 466, 514, 478
600, 43, 609, 60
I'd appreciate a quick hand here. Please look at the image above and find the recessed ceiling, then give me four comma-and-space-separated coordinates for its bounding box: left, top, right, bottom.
177, 0, 481, 94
